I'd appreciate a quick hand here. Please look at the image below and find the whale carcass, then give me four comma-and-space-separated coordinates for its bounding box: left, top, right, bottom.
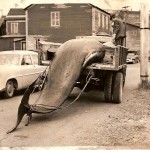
7, 38, 105, 133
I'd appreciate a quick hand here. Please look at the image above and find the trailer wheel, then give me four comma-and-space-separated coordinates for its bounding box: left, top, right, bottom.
122, 66, 127, 87
123, 74, 126, 87
104, 73, 113, 102
112, 72, 123, 104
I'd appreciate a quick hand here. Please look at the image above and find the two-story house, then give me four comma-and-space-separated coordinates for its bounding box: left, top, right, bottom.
25, 3, 111, 50
0, 8, 26, 50
0, 15, 6, 36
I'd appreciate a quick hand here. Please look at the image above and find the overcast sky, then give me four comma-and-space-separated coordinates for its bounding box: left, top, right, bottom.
1, 0, 150, 16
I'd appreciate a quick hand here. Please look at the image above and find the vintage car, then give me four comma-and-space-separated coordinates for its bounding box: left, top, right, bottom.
126, 51, 140, 64
0, 50, 47, 98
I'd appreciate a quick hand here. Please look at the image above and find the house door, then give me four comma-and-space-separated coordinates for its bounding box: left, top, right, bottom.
22, 41, 26, 50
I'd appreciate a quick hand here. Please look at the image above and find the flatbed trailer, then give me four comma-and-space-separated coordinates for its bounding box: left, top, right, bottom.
76, 45, 128, 104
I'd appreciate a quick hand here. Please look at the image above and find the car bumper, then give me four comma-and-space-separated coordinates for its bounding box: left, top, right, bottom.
0, 87, 5, 92
0, 81, 6, 92
126, 59, 135, 63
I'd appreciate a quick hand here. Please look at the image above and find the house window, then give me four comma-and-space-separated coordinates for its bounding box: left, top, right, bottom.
106, 16, 109, 29
131, 30, 138, 36
98, 13, 101, 27
11, 23, 18, 34
51, 11, 60, 27
102, 14, 105, 29
22, 55, 32, 65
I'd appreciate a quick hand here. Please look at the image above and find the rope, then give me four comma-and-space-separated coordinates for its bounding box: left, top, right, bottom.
60, 69, 93, 109
33, 69, 93, 111
32, 61, 52, 104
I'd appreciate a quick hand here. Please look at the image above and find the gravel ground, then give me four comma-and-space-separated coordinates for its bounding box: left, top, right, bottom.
1, 64, 150, 149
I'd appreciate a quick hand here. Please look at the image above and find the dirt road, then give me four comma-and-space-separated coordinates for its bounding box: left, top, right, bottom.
0, 63, 150, 148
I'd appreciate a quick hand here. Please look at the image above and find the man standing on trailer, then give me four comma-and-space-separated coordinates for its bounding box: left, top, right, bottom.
110, 13, 126, 46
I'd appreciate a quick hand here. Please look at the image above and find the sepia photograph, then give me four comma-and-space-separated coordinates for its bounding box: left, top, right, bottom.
0, 0, 150, 149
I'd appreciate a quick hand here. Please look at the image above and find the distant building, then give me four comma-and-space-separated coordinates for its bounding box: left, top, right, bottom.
126, 22, 140, 51
0, 8, 26, 51
126, 11, 140, 26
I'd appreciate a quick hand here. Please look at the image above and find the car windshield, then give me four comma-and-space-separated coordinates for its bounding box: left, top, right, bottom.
127, 53, 136, 57
128, 53, 135, 56
0, 54, 20, 65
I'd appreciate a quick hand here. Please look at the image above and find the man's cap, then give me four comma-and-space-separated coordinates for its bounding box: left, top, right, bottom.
110, 13, 116, 20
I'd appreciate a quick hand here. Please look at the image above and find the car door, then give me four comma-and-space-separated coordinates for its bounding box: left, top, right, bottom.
21, 54, 39, 88
31, 54, 47, 76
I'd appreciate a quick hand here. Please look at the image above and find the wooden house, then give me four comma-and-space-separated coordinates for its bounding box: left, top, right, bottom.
0, 16, 6, 36
25, 3, 110, 50
126, 22, 140, 51
0, 8, 26, 50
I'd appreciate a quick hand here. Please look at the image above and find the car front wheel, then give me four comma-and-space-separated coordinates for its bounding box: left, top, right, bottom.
4, 80, 15, 98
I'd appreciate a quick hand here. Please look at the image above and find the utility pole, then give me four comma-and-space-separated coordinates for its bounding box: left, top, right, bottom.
140, 3, 149, 87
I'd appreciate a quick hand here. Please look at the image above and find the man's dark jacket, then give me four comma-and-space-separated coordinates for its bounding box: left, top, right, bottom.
112, 18, 126, 39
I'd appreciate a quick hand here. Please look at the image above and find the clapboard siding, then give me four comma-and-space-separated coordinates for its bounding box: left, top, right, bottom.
0, 38, 13, 51
126, 24, 140, 51
28, 4, 92, 43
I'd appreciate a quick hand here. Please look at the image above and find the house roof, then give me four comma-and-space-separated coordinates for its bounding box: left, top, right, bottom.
24, 3, 110, 15
126, 22, 140, 28
89, 3, 110, 15
0, 17, 5, 27
7, 8, 25, 16
6, 8, 25, 20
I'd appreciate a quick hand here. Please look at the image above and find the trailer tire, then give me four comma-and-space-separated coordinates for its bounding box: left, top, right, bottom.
104, 73, 113, 103
112, 72, 123, 104
123, 74, 126, 87
122, 66, 127, 87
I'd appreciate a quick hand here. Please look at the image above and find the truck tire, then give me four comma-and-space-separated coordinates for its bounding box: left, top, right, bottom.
123, 72, 126, 87
104, 73, 113, 102
112, 72, 123, 104
4, 80, 15, 98
122, 66, 127, 87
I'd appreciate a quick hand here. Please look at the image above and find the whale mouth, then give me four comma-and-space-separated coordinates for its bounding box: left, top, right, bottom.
7, 39, 105, 133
